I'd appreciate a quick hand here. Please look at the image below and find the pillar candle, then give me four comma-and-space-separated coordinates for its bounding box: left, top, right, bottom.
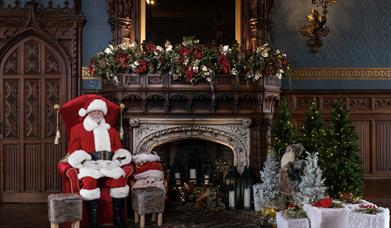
204, 174, 209, 185
175, 172, 180, 179
229, 190, 235, 209
190, 169, 196, 179
244, 188, 251, 209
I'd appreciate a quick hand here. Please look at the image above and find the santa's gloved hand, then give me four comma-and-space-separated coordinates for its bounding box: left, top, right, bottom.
104, 160, 121, 170
82, 160, 100, 169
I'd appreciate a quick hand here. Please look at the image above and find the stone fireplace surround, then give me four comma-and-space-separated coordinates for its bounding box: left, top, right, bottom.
130, 118, 251, 173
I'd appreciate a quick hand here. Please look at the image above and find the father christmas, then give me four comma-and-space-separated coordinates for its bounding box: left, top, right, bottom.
60, 94, 132, 228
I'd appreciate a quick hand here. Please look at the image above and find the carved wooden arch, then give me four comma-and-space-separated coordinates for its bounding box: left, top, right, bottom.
0, 29, 70, 78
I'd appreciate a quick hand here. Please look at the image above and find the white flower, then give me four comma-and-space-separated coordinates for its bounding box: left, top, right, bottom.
231, 68, 238, 76
275, 49, 281, 55
184, 58, 189, 65
206, 77, 211, 82
255, 72, 262, 80
156, 46, 164, 52
131, 61, 139, 69
104, 44, 114, 54
221, 45, 231, 55
165, 41, 173, 51
201, 65, 208, 72
130, 42, 137, 49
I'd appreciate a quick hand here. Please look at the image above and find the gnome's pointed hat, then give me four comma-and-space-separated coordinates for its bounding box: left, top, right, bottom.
59, 94, 120, 142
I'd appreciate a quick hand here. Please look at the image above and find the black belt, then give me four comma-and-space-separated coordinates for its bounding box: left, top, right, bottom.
91, 151, 113, 161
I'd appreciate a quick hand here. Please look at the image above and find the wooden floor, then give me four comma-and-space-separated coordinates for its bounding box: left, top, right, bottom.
0, 203, 259, 228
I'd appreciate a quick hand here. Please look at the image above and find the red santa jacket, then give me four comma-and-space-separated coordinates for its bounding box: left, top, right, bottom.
67, 116, 131, 169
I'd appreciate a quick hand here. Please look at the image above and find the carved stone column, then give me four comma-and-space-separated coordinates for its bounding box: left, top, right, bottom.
106, 0, 133, 45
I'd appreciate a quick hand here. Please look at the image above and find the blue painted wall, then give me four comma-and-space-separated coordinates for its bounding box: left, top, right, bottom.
272, 0, 391, 68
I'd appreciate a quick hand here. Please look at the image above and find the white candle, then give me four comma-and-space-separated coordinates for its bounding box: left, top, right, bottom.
229, 190, 235, 209
175, 172, 180, 179
204, 174, 209, 185
244, 188, 251, 209
190, 169, 196, 179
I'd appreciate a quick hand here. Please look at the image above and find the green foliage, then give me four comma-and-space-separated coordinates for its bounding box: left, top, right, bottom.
272, 102, 297, 159
321, 98, 364, 198
300, 99, 327, 157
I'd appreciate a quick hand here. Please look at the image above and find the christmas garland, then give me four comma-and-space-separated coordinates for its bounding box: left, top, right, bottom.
88, 37, 290, 89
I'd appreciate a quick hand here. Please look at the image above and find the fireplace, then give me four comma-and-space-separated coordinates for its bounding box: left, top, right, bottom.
101, 73, 281, 174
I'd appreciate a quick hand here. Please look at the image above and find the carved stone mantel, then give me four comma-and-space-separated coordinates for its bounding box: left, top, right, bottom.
131, 118, 251, 173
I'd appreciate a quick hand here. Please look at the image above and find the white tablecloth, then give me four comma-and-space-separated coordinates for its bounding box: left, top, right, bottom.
276, 211, 309, 228
303, 204, 349, 228
348, 207, 390, 228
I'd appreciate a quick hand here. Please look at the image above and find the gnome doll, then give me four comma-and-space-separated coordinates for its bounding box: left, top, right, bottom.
132, 152, 166, 192
60, 95, 131, 228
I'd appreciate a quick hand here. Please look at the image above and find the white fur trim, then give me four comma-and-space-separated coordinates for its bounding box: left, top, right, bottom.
101, 166, 125, 179
92, 120, 111, 152
110, 185, 129, 198
135, 170, 164, 180
78, 108, 87, 117
80, 188, 100, 200
133, 152, 160, 164
68, 150, 91, 169
113, 149, 132, 166
78, 167, 103, 179
83, 116, 111, 132
86, 99, 108, 115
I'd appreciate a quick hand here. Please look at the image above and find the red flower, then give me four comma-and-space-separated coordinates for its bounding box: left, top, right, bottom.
88, 60, 96, 75
179, 47, 190, 56
115, 54, 129, 69
134, 60, 148, 74
264, 65, 275, 75
193, 48, 202, 59
218, 54, 230, 74
146, 43, 157, 52
282, 55, 289, 66
287, 202, 298, 209
186, 67, 193, 81
312, 197, 333, 208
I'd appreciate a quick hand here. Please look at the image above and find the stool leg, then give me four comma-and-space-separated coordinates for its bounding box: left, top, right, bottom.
152, 213, 156, 221
50, 224, 59, 228
134, 211, 139, 224
71, 221, 80, 228
140, 214, 145, 228
157, 213, 163, 226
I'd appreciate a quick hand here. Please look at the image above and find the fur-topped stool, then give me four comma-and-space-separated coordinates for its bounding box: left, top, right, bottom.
131, 187, 165, 228
48, 193, 82, 228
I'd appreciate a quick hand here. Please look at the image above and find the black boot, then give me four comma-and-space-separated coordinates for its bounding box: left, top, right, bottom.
112, 198, 128, 228
85, 199, 98, 228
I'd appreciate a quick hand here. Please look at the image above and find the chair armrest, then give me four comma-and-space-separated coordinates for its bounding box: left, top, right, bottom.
122, 163, 134, 177
57, 162, 73, 177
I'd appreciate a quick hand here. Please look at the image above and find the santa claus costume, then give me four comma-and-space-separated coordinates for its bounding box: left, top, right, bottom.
61, 95, 131, 228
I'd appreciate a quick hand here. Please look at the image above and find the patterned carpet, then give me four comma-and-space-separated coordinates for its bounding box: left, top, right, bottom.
130, 204, 261, 228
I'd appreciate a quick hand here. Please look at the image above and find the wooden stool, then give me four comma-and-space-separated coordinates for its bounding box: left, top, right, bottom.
131, 187, 165, 228
48, 193, 82, 228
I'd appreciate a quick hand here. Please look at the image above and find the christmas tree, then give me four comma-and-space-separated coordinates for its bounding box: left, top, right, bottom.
300, 99, 327, 159
273, 101, 297, 159
295, 151, 327, 205
322, 99, 364, 197
258, 151, 280, 209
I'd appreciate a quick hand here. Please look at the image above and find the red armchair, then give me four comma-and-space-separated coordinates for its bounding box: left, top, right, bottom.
57, 161, 134, 227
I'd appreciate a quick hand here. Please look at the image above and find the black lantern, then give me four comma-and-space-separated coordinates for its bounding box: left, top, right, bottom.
240, 166, 253, 209
224, 166, 239, 209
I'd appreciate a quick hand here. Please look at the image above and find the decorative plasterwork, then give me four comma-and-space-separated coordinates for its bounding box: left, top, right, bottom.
131, 118, 251, 172
291, 68, 391, 80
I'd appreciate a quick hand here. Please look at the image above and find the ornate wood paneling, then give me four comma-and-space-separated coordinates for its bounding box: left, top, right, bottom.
24, 80, 40, 138
3, 144, 20, 192
24, 144, 42, 192
375, 121, 391, 173
0, 1, 82, 202
353, 121, 371, 174
3, 79, 19, 139
285, 90, 391, 204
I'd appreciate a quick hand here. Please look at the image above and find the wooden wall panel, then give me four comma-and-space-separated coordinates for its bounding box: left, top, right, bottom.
353, 121, 371, 174
24, 144, 42, 192
3, 144, 20, 192
44, 143, 62, 192
375, 121, 391, 173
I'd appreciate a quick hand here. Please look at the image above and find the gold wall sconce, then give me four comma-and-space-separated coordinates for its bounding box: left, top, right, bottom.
300, 0, 337, 53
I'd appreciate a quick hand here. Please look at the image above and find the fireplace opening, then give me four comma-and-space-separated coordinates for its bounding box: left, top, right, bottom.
153, 139, 234, 187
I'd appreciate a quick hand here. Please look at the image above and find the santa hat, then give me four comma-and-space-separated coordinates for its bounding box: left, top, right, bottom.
133, 152, 161, 164
134, 161, 164, 180
78, 99, 108, 117
59, 94, 120, 143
